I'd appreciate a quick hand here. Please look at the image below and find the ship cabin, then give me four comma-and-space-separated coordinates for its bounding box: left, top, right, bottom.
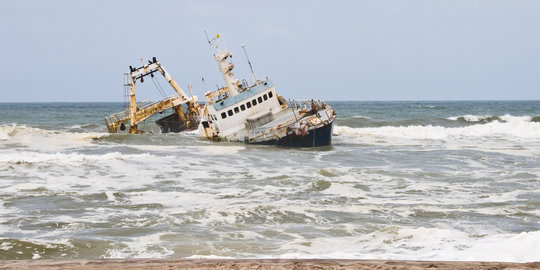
201, 80, 287, 139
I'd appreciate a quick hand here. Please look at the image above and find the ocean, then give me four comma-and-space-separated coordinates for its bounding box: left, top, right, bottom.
0, 101, 539, 262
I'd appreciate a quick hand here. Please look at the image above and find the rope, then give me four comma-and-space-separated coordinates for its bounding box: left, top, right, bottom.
151, 76, 167, 98
154, 76, 168, 97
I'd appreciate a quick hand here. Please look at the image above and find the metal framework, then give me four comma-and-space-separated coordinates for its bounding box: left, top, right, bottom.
105, 57, 199, 134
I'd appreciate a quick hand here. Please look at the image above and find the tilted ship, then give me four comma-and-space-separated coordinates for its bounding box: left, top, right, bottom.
105, 35, 336, 147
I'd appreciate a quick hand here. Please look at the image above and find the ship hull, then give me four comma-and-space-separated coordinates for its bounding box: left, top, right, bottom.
156, 112, 199, 133
250, 119, 334, 147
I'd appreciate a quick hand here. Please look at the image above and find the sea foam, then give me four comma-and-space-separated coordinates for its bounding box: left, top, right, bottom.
0, 124, 106, 151
334, 115, 540, 141
276, 227, 540, 262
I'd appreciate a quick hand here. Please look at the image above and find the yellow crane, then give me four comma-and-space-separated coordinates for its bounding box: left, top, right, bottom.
104, 57, 200, 134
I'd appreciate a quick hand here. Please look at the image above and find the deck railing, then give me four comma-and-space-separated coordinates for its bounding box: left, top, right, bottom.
245, 99, 327, 142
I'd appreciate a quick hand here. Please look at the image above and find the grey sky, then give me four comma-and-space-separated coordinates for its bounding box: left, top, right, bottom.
1, 0, 539, 102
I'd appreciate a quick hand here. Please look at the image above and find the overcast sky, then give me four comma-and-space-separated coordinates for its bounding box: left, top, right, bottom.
1, 0, 539, 102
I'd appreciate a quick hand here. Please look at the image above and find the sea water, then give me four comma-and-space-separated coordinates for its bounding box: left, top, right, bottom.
0, 101, 538, 261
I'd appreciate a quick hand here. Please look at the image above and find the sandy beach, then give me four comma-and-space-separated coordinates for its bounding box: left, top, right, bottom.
0, 259, 538, 270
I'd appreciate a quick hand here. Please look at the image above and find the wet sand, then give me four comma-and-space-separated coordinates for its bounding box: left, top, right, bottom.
0, 259, 538, 269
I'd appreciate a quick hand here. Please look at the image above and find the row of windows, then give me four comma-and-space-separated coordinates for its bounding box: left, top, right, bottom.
220, 91, 274, 119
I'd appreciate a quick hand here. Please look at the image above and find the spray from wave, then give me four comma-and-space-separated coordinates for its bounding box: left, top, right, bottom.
446, 114, 535, 124
333, 115, 540, 156
334, 115, 540, 140
0, 124, 106, 151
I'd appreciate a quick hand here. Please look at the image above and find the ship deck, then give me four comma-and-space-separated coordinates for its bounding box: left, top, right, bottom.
229, 101, 335, 143
233, 107, 297, 141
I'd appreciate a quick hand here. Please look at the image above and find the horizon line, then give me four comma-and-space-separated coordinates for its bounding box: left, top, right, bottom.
1, 99, 540, 104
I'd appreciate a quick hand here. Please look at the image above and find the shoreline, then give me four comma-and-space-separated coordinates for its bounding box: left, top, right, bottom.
0, 259, 538, 269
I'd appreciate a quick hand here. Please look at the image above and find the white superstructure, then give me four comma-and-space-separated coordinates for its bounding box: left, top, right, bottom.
198, 36, 289, 140
198, 35, 335, 147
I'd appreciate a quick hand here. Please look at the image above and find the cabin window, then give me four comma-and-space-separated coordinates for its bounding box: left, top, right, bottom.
263, 94, 268, 101
240, 104, 246, 111
258, 96, 263, 103
221, 112, 227, 119
228, 110, 233, 116
234, 107, 239, 114
268, 91, 273, 98
246, 102, 252, 108
252, 99, 257, 106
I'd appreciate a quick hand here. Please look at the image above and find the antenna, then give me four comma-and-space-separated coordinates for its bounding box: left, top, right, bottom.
202, 76, 208, 92
204, 30, 210, 44
241, 44, 257, 84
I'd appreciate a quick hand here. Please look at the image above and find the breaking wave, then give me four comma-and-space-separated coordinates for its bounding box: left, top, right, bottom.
0, 124, 106, 150
277, 228, 540, 262
447, 115, 501, 123
351, 115, 372, 119
446, 114, 536, 124
0, 124, 18, 141
0, 151, 156, 165
334, 115, 540, 141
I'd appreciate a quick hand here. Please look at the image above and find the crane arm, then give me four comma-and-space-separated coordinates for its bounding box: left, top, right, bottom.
129, 58, 190, 102
105, 57, 200, 134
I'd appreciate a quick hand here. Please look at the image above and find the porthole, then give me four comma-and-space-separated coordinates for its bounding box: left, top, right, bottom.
228, 110, 233, 116
234, 107, 239, 114
252, 99, 257, 106
221, 112, 227, 119
240, 104, 246, 111
246, 102, 252, 108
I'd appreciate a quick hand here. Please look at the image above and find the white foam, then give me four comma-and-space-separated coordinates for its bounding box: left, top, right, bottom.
0, 151, 155, 165
500, 114, 532, 122
277, 227, 540, 262
447, 114, 534, 123
0, 124, 106, 151
351, 115, 372, 119
335, 121, 540, 140
0, 183, 45, 193
193, 145, 246, 155
186, 255, 236, 259
0, 240, 13, 251
0, 124, 17, 140
333, 116, 540, 152
102, 233, 173, 258
447, 114, 493, 122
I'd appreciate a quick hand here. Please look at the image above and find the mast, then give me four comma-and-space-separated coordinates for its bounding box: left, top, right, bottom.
209, 34, 240, 97
129, 75, 138, 134
241, 44, 257, 84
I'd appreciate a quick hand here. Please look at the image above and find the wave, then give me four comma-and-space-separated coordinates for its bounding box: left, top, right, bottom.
447, 115, 501, 123
338, 114, 540, 130
0, 124, 18, 140
351, 115, 372, 119
415, 105, 441, 109
333, 115, 540, 148
446, 114, 535, 124
277, 227, 540, 262
0, 124, 106, 151
0, 151, 156, 165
